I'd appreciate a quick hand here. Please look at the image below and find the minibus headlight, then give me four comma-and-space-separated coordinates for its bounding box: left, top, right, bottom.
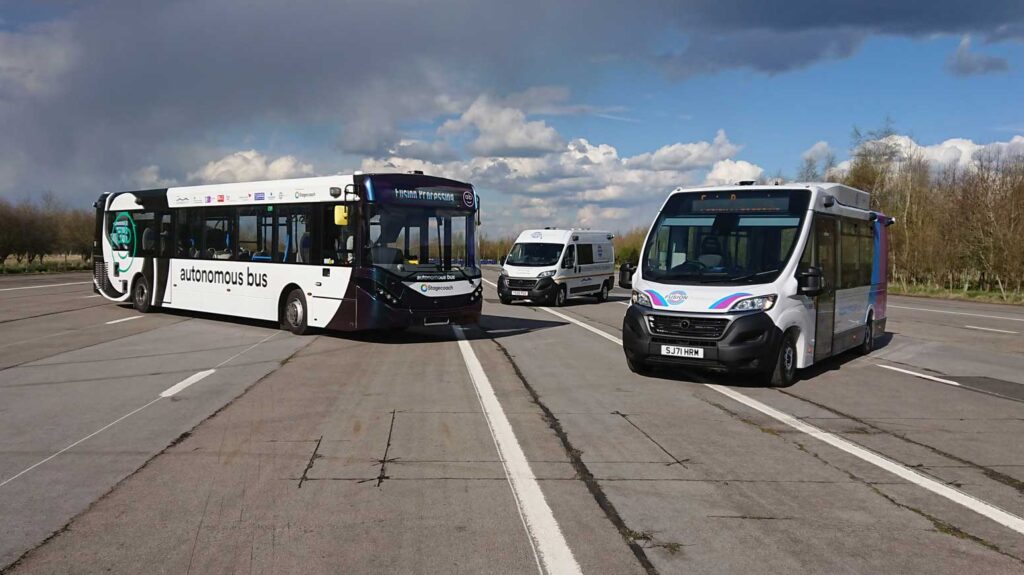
632, 289, 652, 308
499, 268, 508, 277
537, 270, 556, 278
730, 294, 778, 312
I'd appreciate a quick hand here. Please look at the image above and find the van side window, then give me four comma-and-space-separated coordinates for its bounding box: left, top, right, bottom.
562, 244, 575, 268
577, 244, 594, 265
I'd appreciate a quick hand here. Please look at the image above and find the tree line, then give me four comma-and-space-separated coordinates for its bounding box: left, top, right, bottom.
0, 195, 94, 271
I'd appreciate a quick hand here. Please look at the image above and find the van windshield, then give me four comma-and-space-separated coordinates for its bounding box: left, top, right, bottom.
506, 243, 563, 267
642, 189, 810, 285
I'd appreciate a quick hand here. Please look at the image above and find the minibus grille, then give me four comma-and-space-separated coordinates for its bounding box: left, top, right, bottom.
507, 278, 537, 290
647, 315, 729, 340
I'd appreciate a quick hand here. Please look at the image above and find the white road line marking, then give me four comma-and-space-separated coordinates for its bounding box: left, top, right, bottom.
876, 365, 962, 387
617, 301, 630, 307
528, 303, 1024, 537
454, 326, 582, 575
159, 369, 216, 397
539, 307, 623, 346
889, 304, 1024, 323
708, 383, 1024, 535
482, 278, 498, 288
964, 325, 1019, 334
0, 281, 89, 292
105, 315, 143, 325
215, 332, 279, 368
80, 294, 101, 298
0, 397, 162, 489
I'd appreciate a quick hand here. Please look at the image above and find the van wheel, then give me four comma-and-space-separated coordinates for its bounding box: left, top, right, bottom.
596, 282, 609, 303
132, 276, 152, 313
766, 331, 798, 387
859, 314, 874, 355
553, 285, 567, 307
281, 288, 311, 335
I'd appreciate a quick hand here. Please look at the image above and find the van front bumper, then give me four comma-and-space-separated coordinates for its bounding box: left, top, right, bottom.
621, 305, 783, 372
497, 276, 558, 303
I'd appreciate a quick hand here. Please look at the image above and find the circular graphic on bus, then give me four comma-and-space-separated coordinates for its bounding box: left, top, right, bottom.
110, 211, 137, 273
462, 190, 475, 208
667, 290, 688, 305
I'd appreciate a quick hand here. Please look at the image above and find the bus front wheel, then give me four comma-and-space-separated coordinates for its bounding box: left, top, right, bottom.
132, 276, 152, 313
281, 288, 311, 335
765, 330, 798, 388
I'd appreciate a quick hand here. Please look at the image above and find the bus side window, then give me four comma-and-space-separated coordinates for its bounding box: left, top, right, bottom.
274, 205, 311, 264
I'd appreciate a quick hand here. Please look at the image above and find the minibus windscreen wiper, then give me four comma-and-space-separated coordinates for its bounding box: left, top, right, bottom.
726, 269, 780, 283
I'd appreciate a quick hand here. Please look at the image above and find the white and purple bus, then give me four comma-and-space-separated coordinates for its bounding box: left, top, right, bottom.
623, 182, 893, 386
93, 173, 483, 334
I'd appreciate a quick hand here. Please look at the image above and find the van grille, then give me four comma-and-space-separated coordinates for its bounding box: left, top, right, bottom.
647, 315, 729, 340
507, 278, 537, 290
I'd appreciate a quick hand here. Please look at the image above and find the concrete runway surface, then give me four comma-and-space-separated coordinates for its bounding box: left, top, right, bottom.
0, 270, 1022, 574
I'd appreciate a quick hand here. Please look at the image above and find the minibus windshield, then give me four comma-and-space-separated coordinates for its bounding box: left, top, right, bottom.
506, 243, 563, 267
642, 189, 810, 285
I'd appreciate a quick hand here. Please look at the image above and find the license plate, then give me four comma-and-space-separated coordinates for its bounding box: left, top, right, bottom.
511, 290, 528, 296
660, 345, 704, 358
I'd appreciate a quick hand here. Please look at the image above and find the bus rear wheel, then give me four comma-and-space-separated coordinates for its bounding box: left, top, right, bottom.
132, 276, 152, 313
859, 313, 874, 355
281, 288, 311, 335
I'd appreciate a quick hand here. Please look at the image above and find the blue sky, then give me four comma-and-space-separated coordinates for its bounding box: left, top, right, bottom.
1, 1, 1022, 234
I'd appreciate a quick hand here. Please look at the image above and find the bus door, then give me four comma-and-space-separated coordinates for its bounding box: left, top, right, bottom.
814, 216, 838, 362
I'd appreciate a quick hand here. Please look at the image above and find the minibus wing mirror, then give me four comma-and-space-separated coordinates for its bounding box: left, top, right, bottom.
797, 267, 823, 296
499, 256, 505, 266
334, 205, 349, 226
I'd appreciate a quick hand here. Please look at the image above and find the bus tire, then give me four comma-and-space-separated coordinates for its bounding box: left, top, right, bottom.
596, 282, 609, 303
281, 288, 311, 335
859, 313, 874, 355
553, 285, 567, 307
766, 330, 798, 388
132, 275, 152, 313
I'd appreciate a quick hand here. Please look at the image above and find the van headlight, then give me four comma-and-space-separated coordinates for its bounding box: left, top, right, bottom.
499, 268, 508, 277
730, 294, 778, 312
537, 270, 555, 278
632, 289, 652, 308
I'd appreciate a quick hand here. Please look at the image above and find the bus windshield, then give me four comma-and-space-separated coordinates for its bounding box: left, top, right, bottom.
368, 204, 478, 277
505, 243, 563, 267
642, 189, 810, 285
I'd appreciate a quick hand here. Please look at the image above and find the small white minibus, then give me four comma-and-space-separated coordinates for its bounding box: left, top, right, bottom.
498, 228, 615, 306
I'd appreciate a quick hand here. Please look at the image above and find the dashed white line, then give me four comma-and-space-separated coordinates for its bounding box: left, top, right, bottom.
160, 369, 216, 397
876, 364, 962, 388
889, 304, 1024, 323
453, 325, 582, 575
105, 315, 143, 325
964, 325, 1019, 334
484, 279, 1024, 537
0, 281, 89, 292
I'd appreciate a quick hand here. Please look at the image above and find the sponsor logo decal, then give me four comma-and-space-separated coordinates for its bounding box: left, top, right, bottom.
667, 290, 688, 305
217, 194, 225, 203
419, 284, 429, 293
109, 212, 136, 273
463, 190, 475, 207
418, 283, 455, 294
205, 196, 212, 204
294, 190, 316, 199
254, 192, 265, 201
709, 292, 752, 310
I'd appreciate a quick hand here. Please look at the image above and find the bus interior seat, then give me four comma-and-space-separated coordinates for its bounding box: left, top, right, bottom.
299, 233, 310, 263
141, 227, 156, 251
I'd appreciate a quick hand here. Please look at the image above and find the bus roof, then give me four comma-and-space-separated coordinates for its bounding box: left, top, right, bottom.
663, 182, 874, 213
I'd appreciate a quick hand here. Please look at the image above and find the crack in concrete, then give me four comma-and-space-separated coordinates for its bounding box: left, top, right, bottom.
486, 332, 663, 575
611, 411, 691, 468
297, 435, 323, 489
364, 409, 397, 488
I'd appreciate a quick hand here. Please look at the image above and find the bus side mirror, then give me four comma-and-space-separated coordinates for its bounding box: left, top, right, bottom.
797, 267, 823, 296
334, 205, 349, 226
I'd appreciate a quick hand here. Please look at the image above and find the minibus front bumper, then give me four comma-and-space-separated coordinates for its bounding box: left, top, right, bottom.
621, 305, 783, 372
497, 275, 558, 302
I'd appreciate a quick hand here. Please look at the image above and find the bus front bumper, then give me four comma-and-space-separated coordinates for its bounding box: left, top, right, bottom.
621, 305, 783, 373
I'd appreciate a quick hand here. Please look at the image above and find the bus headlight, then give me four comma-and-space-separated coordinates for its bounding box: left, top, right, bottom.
730, 294, 778, 312
631, 289, 652, 308
537, 270, 555, 278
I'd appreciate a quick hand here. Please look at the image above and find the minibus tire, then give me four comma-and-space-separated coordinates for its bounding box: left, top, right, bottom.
859, 313, 874, 355
132, 276, 152, 313
281, 288, 311, 335
766, 330, 798, 387
554, 285, 567, 307
596, 282, 609, 302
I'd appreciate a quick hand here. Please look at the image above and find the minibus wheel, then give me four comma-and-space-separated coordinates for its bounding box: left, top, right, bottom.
281, 288, 310, 335
596, 282, 609, 302
859, 313, 874, 355
132, 276, 152, 313
766, 330, 798, 387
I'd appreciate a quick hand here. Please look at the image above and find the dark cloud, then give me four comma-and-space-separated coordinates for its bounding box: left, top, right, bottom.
0, 0, 1021, 205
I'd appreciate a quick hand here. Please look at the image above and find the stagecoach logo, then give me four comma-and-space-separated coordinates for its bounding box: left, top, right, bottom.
418, 283, 455, 294
109, 212, 136, 273
294, 190, 317, 199
463, 190, 474, 207
667, 290, 688, 305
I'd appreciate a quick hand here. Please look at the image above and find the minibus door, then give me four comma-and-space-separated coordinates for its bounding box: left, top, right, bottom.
814, 216, 837, 361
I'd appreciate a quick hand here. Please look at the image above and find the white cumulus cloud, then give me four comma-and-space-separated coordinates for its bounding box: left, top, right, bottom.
187, 150, 315, 184
703, 159, 764, 186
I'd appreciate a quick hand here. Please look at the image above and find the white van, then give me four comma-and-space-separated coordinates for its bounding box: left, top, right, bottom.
623, 182, 892, 386
498, 229, 615, 306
